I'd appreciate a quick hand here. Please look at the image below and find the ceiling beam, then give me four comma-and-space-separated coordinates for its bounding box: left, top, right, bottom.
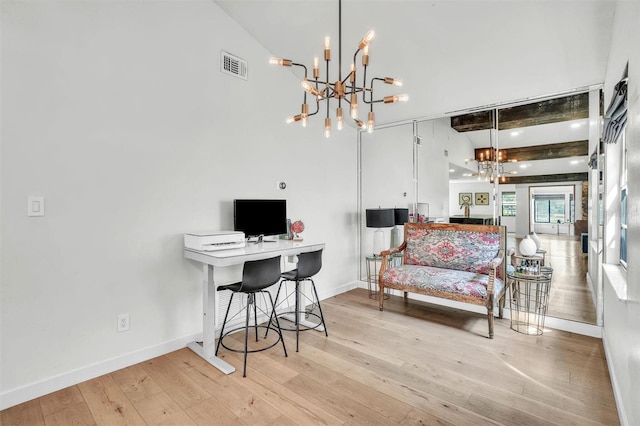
501, 172, 588, 185
451, 92, 590, 132
506, 140, 588, 161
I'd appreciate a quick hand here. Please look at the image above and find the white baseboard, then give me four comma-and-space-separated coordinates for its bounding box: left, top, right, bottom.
602, 331, 629, 426
0, 332, 201, 411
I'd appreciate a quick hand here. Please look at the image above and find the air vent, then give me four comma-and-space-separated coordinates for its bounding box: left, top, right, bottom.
221, 51, 247, 80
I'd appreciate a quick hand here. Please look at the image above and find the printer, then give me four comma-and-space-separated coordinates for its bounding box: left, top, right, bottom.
184, 231, 245, 251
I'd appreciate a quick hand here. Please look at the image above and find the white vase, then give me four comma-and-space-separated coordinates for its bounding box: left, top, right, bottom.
529, 232, 541, 250
519, 235, 537, 256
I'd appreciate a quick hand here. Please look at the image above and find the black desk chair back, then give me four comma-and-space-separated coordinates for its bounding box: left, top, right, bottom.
269, 249, 328, 352
215, 255, 287, 377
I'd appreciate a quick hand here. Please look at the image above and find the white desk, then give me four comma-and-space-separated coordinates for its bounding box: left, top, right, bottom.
184, 239, 326, 374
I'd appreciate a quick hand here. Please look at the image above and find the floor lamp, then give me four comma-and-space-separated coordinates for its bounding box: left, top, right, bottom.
366, 208, 394, 256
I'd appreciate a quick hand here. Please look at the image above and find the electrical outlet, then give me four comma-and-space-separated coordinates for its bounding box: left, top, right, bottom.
117, 313, 130, 332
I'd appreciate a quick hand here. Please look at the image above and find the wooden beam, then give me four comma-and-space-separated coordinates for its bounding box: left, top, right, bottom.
501, 172, 588, 185
450, 92, 590, 132
450, 111, 493, 133
499, 93, 589, 130
506, 140, 588, 161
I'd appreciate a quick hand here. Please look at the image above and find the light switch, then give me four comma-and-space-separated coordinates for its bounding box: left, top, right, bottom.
27, 196, 45, 217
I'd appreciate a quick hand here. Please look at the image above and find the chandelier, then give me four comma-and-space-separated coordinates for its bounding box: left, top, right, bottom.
475, 147, 509, 182
471, 110, 517, 183
269, 0, 408, 138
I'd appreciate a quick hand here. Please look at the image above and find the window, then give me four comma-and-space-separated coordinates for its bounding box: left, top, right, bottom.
534, 195, 565, 223
620, 131, 628, 267
501, 192, 516, 216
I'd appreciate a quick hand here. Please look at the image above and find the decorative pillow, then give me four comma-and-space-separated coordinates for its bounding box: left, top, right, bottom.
405, 228, 500, 274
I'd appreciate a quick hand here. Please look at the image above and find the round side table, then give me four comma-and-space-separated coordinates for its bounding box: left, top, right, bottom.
507, 266, 553, 335
365, 255, 390, 300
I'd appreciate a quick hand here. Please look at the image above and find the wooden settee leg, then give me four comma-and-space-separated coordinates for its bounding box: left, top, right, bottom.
379, 285, 384, 311
488, 306, 495, 339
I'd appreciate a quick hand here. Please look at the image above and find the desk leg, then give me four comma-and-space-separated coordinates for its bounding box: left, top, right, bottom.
187, 264, 236, 374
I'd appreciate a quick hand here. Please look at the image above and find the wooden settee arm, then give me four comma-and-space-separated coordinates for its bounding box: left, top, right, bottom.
378, 241, 406, 303
486, 248, 505, 295
489, 249, 505, 270
379, 241, 406, 259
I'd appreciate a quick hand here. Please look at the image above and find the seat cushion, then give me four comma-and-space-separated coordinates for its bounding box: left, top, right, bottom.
382, 265, 504, 300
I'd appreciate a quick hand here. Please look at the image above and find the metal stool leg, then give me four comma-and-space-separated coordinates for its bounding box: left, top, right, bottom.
265, 280, 284, 339
253, 297, 259, 342
309, 278, 328, 337
295, 281, 301, 352
242, 293, 254, 377
266, 291, 288, 357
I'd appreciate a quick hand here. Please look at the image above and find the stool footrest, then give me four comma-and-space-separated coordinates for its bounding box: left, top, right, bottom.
218, 324, 285, 354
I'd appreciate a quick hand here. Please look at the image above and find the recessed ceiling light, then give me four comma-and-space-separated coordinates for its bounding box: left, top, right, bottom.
570, 159, 580, 165
511, 131, 521, 137
571, 123, 581, 129
449, 169, 455, 172
520, 164, 528, 169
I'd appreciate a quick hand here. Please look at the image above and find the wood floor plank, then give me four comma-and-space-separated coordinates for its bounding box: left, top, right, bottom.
110, 363, 163, 404
0, 399, 46, 426
42, 401, 96, 426
37, 385, 85, 417
130, 391, 196, 425
204, 368, 284, 425
77, 374, 145, 425
226, 356, 345, 426
183, 396, 242, 426
141, 354, 210, 410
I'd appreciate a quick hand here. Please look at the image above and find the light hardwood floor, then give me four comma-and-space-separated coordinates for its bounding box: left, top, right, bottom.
510, 233, 596, 324
1, 288, 618, 425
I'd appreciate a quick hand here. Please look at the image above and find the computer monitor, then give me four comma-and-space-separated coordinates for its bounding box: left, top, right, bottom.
233, 199, 287, 241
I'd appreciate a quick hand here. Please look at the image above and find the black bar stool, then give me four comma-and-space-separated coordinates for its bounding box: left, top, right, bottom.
215, 255, 287, 377
268, 249, 328, 352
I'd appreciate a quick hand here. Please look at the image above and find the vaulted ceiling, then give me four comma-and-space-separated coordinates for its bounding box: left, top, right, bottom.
214, 0, 616, 180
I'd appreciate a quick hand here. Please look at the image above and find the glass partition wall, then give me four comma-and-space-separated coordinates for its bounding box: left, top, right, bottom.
358, 87, 602, 326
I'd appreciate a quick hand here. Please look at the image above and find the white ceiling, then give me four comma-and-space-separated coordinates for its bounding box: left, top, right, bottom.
214, 0, 615, 180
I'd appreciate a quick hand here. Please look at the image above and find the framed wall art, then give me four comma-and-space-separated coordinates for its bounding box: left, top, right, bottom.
475, 192, 490, 205
459, 193, 472, 206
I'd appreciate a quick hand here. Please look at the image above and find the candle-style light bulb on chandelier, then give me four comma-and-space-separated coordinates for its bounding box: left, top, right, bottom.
269, 0, 408, 138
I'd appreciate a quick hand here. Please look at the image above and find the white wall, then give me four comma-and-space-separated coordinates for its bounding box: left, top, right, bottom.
0, 1, 358, 407
601, 2, 640, 425
448, 181, 495, 218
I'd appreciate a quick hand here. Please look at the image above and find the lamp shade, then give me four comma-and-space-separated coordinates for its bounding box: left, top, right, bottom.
366, 208, 394, 228
393, 208, 409, 225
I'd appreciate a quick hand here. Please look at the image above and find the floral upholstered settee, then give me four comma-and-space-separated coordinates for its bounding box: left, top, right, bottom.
378, 222, 507, 338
